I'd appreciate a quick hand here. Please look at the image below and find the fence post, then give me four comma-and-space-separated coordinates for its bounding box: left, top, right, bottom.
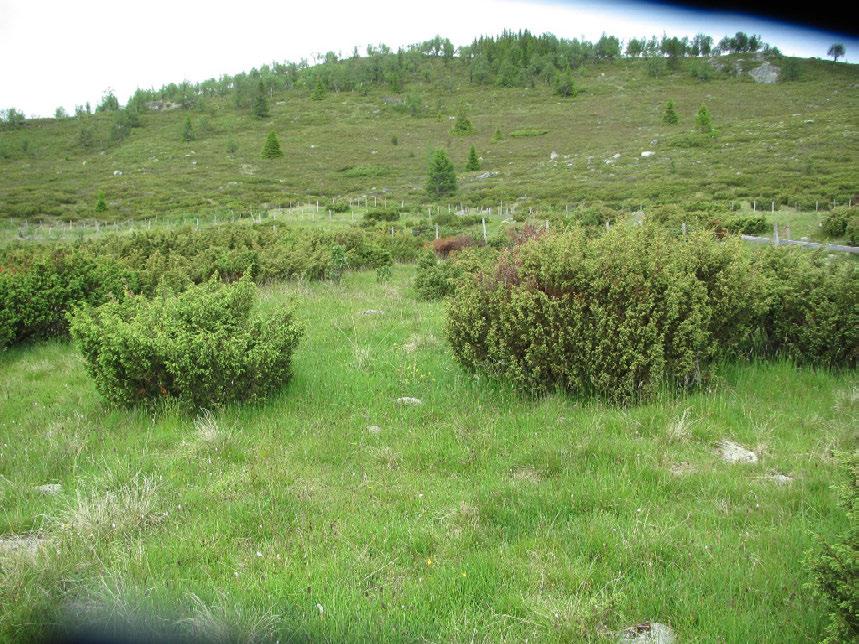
753, 200, 756, 212
771, 200, 775, 213
681, 222, 687, 236
435, 224, 439, 240
482, 217, 487, 242
816, 200, 819, 212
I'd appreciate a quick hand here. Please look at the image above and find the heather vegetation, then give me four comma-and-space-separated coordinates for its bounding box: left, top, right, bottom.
0, 28, 857, 643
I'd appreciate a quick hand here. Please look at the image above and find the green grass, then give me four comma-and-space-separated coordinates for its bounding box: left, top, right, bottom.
1, 266, 856, 641
1, 56, 857, 226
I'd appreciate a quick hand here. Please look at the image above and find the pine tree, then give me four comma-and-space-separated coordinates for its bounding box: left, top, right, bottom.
663, 100, 679, 125
465, 145, 480, 171
261, 131, 283, 159
95, 191, 107, 212
252, 81, 269, 118
182, 115, 194, 142
696, 104, 713, 134
426, 149, 457, 197
492, 128, 503, 142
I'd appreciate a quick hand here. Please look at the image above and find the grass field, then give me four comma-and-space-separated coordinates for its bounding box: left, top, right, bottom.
1, 55, 858, 225
1, 266, 856, 641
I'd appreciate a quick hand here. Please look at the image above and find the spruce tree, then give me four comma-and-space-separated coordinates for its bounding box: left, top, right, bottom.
696, 104, 713, 134
426, 149, 457, 197
95, 191, 107, 212
182, 115, 194, 142
261, 131, 283, 159
451, 109, 474, 135
252, 81, 269, 118
311, 79, 326, 101
465, 145, 480, 171
663, 100, 679, 125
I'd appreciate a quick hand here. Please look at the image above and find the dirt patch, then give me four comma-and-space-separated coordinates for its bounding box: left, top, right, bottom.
511, 467, 543, 484
717, 440, 758, 464
0, 534, 46, 559
618, 622, 676, 643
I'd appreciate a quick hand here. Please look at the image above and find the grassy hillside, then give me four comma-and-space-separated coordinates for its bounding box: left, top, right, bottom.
1, 266, 856, 641
1, 55, 857, 225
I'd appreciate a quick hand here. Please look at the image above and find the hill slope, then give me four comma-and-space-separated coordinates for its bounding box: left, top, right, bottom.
1, 54, 857, 223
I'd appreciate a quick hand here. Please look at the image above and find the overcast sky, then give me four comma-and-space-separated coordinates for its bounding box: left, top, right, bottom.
1, 0, 855, 118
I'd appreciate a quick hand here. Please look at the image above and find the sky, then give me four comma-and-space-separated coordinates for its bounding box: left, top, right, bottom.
1, 0, 855, 118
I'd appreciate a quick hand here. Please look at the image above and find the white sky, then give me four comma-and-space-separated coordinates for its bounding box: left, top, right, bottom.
1, 0, 855, 118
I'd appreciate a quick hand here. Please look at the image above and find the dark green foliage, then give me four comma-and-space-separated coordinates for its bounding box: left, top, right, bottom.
96, 91, 120, 113
804, 453, 858, 643
182, 116, 194, 142
226, 138, 238, 154
95, 192, 107, 213
465, 145, 480, 171
0, 250, 132, 349
554, 70, 577, 97
363, 208, 401, 223
69, 276, 303, 408
721, 214, 768, 234
451, 110, 474, 135
663, 100, 679, 125
252, 82, 270, 118
390, 135, 398, 145
261, 131, 282, 159
781, 58, 801, 81
821, 207, 850, 238
78, 126, 95, 149
446, 225, 857, 403
846, 216, 859, 246
426, 149, 457, 198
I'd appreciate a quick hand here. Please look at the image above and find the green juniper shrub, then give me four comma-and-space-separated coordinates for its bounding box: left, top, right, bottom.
846, 215, 859, 246
0, 250, 133, 350
804, 452, 858, 643
414, 250, 457, 300
446, 223, 857, 403
450, 109, 474, 135
363, 207, 401, 223
69, 275, 303, 409
821, 207, 850, 238
720, 213, 768, 235
329, 199, 350, 213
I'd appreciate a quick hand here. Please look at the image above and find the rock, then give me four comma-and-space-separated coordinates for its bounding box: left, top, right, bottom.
396, 397, 422, 406
550, 151, 559, 160
34, 483, 62, 495
768, 473, 793, 486
717, 439, 758, 464
0, 535, 45, 559
367, 425, 382, 435
382, 96, 404, 105
112, 170, 123, 176
476, 171, 499, 179
749, 61, 780, 84
145, 100, 181, 112
640, 151, 655, 158
361, 309, 384, 316
618, 622, 676, 643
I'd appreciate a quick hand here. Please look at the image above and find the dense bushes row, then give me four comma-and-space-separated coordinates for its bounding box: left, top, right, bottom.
446, 224, 857, 403
0, 222, 420, 350
70, 276, 302, 408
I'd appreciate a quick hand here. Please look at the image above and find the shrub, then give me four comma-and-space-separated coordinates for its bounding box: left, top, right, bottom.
432, 235, 474, 258
327, 244, 348, 282
69, 276, 303, 408
451, 110, 474, 135
363, 208, 401, 223
846, 215, 859, 246
821, 207, 850, 238
414, 251, 457, 300
0, 251, 133, 350
696, 104, 714, 134
804, 452, 858, 643
446, 224, 856, 403
663, 100, 679, 125
721, 214, 768, 235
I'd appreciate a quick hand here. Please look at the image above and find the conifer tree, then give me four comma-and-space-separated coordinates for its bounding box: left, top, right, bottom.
696, 104, 713, 134
182, 115, 194, 142
663, 100, 679, 125
451, 109, 474, 135
493, 128, 503, 142
95, 191, 107, 212
311, 79, 326, 101
465, 145, 480, 171
261, 131, 283, 159
252, 81, 269, 118
426, 149, 457, 197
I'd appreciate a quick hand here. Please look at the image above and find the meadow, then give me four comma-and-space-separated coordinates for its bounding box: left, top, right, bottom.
0, 41, 857, 643
0, 266, 856, 642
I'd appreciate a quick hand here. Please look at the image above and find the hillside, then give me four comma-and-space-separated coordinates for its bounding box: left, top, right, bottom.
1, 53, 857, 225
